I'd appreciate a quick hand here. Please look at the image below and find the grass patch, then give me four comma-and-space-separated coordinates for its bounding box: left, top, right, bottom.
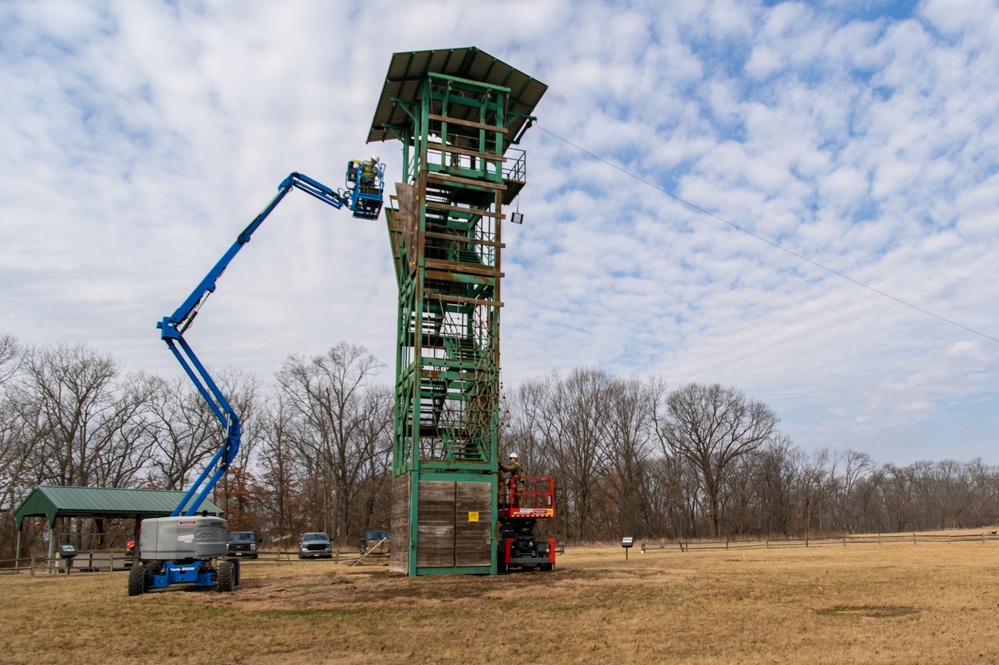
2, 538, 999, 663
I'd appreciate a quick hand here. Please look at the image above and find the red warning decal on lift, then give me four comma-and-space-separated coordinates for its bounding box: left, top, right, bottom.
178, 520, 197, 525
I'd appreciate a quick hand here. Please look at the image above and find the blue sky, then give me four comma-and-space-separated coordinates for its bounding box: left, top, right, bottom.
2, 0, 999, 465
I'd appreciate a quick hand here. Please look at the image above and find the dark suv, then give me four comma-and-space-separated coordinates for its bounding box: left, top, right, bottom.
226, 532, 259, 559
360, 530, 391, 555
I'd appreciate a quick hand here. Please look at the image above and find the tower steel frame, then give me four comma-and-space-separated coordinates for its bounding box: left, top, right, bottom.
370, 48, 546, 575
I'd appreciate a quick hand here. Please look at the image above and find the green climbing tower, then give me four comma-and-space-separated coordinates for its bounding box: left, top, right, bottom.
367, 47, 547, 575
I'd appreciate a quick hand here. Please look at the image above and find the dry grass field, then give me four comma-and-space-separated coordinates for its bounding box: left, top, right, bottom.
3, 538, 999, 664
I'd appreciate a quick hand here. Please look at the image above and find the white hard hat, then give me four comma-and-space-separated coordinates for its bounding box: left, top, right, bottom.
509, 453, 518, 459
371, 155, 380, 163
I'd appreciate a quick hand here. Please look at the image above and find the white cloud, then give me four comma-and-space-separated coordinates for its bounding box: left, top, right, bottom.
2, 0, 999, 465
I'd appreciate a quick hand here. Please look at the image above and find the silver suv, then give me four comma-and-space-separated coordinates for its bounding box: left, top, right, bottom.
298, 532, 333, 559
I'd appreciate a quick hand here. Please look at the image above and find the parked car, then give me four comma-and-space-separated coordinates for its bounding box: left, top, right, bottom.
360, 530, 391, 555
226, 532, 259, 559
298, 532, 333, 559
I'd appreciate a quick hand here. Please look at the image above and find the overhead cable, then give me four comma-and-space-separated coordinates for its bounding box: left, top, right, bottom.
534, 123, 999, 345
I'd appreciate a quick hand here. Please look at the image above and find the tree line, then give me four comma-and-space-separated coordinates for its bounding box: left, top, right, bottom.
2, 334, 999, 558
0, 335, 393, 557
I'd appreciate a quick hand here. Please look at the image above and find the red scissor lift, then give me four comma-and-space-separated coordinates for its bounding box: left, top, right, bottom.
498, 476, 556, 572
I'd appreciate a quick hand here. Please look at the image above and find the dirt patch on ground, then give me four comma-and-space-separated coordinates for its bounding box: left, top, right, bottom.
208, 566, 572, 613
206, 563, 701, 617
815, 605, 922, 618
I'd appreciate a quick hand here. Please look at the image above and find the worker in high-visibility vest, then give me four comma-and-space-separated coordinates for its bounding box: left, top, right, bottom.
361, 155, 379, 185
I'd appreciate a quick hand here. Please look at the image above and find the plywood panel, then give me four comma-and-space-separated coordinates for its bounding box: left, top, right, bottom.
396, 182, 419, 277
390, 473, 411, 574
417, 480, 455, 568
455, 481, 492, 567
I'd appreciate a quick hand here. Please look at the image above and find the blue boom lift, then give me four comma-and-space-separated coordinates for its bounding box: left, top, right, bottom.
128, 161, 385, 596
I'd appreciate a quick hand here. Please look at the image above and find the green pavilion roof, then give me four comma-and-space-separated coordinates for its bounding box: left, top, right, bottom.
14, 485, 223, 529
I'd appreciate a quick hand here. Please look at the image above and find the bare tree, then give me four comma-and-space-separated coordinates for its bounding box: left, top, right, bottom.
0, 334, 21, 387
792, 448, 829, 538
724, 454, 761, 536
352, 385, 394, 534
0, 343, 160, 552
603, 377, 654, 539
257, 395, 303, 546
16, 343, 123, 487
880, 463, 918, 531
923, 459, 974, 530
213, 369, 262, 531
505, 379, 564, 542
532, 369, 612, 541
505, 380, 552, 476
145, 375, 222, 490
755, 436, 800, 537
645, 453, 701, 539
276, 342, 391, 543
88, 372, 157, 488
0, 336, 29, 503
0, 338, 37, 559
830, 449, 874, 533
966, 459, 999, 527
853, 468, 887, 533
652, 383, 779, 538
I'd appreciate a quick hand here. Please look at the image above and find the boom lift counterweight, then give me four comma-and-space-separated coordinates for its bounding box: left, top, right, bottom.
130, 163, 384, 596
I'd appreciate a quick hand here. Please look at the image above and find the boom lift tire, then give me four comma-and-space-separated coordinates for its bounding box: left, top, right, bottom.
217, 560, 236, 593
128, 564, 146, 596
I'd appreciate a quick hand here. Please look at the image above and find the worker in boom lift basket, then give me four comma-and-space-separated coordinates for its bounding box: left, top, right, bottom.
360, 155, 380, 193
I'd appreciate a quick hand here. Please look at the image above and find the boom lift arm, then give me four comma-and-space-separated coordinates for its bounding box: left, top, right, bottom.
156, 169, 383, 519
130, 166, 383, 597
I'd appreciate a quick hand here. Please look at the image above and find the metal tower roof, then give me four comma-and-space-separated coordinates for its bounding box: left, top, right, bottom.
367, 46, 548, 147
